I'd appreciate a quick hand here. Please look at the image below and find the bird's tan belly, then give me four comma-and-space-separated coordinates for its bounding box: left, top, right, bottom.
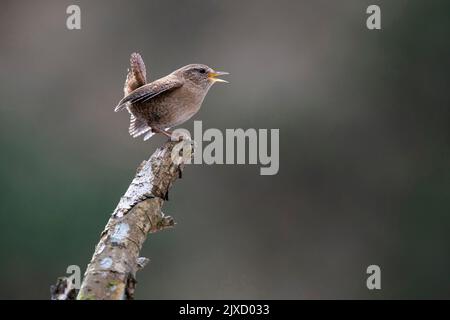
130, 88, 204, 129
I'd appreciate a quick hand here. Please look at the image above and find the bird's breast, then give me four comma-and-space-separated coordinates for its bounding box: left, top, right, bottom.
159, 84, 206, 126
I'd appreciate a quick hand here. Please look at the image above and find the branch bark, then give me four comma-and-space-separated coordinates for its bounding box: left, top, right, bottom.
75, 140, 188, 300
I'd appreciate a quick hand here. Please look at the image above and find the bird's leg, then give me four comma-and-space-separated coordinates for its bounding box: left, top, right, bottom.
153, 128, 190, 142
164, 129, 174, 138
152, 128, 173, 139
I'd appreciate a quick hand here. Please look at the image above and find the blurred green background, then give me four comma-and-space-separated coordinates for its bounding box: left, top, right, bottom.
0, 0, 449, 299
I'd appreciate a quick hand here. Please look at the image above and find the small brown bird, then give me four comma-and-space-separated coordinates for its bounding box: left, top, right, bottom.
115, 53, 228, 140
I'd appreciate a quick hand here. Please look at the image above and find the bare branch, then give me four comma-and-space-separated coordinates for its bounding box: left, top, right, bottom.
50, 277, 78, 300
75, 140, 185, 300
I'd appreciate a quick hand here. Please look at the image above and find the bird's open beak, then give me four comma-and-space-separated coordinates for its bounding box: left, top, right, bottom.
208, 70, 229, 83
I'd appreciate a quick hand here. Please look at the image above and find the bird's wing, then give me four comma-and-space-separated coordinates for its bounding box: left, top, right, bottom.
115, 76, 183, 112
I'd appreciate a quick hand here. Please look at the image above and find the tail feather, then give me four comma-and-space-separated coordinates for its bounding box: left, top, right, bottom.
129, 115, 151, 138
143, 130, 155, 141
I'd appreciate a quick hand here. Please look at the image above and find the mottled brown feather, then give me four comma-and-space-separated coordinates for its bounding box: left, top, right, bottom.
123, 52, 147, 96
115, 76, 183, 112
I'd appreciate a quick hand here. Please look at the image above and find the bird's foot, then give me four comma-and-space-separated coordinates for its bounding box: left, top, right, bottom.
170, 130, 192, 142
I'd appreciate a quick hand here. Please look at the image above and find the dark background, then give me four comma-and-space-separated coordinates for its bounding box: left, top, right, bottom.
0, 0, 449, 299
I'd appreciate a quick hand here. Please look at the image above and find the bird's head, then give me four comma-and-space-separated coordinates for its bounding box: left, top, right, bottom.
174, 64, 229, 89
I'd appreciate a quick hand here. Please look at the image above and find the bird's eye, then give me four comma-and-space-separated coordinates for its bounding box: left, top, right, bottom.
198, 68, 206, 74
